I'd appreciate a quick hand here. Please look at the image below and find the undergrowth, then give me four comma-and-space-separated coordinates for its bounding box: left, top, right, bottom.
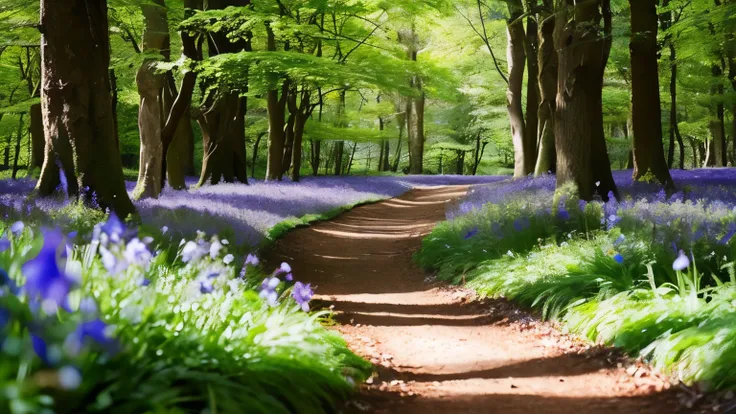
417, 176, 736, 391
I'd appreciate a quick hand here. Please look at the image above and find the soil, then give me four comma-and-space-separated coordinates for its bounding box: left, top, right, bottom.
265, 186, 703, 414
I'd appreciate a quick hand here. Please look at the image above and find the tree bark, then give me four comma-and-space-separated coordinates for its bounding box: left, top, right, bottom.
36, 0, 135, 218
402, 30, 425, 175
534, 1, 557, 175
334, 141, 345, 175
524, 0, 540, 168
310, 140, 321, 176
11, 113, 24, 179
629, 0, 675, 191
506, 0, 532, 178
29, 103, 44, 170
132, 0, 168, 200
554, 0, 618, 201
709, 63, 726, 167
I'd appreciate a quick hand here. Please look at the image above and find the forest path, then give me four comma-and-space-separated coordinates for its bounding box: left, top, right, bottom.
265, 186, 682, 414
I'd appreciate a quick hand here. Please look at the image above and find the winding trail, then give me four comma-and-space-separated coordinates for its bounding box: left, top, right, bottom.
266, 186, 685, 414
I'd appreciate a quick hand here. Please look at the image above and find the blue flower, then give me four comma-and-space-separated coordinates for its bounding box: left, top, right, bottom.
199, 279, 214, 294
223, 254, 234, 265
65, 319, 117, 356
259, 277, 280, 306
557, 208, 570, 221
181, 241, 205, 263
613, 254, 624, 264
101, 213, 125, 243
275, 262, 291, 275
245, 254, 260, 266
0, 307, 9, 330
123, 238, 152, 267
79, 297, 98, 315
0, 235, 9, 252
32, 334, 49, 364
291, 282, 314, 312
673, 251, 690, 271
285, 273, 293, 282
10, 221, 24, 237
464, 227, 479, 240
613, 235, 626, 245
22, 231, 74, 312
719, 229, 736, 245
578, 200, 588, 212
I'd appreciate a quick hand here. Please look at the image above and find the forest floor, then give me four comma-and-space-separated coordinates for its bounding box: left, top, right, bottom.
266, 186, 695, 414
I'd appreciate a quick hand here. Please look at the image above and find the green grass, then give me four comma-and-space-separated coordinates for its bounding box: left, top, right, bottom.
0, 216, 370, 413
416, 191, 736, 391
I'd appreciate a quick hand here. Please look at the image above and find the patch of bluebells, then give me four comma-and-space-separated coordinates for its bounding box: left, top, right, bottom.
450, 169, 736, 254
0, 213, 320, 411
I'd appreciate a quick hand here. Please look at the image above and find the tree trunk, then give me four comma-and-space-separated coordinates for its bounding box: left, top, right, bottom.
36, 0, 135, 218
164, 75, 196, 189
264, 22, 288, 181
334, 141, 345, 175
554, 0, 618, 201
346, 142, 357, 175
629, 0, 675, 190
282, 113, 296, 176
506, 0, 532, 178
11, 113, 24, 179
251, 132, 264, 178
196, 91, 242, 186
534, 1, 557, 175
29, 103, 44, 170
524, 0, 540, 169
456, 150, 465, 175
310, 140, 321, 176
132, 0, 168, 200
709, 60, 726, 167
291, 111, 307, 181
404, 35, 425, 175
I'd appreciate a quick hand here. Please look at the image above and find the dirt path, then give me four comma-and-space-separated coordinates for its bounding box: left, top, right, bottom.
266, 186, 685, 414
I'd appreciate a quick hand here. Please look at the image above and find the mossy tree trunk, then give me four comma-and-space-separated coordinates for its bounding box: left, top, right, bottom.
534, 0, 557, 175
554, 0, 618, 201
629, 0, 675, 191
36, 0, 135, 218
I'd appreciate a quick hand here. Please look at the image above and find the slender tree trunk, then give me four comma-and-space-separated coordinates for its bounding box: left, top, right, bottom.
36, 0, 134, 217
251, 132, 264, 178
29, 103, 44, 170
346, 142, 357, 175
291, 111, 307, 181
534, 1, 557, 175
403, 32, 425, 175
133, 0, 168, 200
554, 0, 618, 201
11, 114, 24, 179
524, 0, 540, 169
506, 0, 531, 178
265, 25, 288, 180
334, 141, 344, 175
165, 75, 195, 189
629, 0, 675, 191
710, 62, 726, 167
456, 150, 465, 175
282, 113, 296, 176
311, 140, 321, 176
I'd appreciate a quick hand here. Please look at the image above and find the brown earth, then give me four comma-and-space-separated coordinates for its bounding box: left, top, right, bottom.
265, 186, 698, 414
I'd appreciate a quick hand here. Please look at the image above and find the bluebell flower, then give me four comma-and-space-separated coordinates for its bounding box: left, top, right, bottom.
719, 229, 736, 245
139, 278, 151, 287
123, 238, 152, 267
464, 227, 479, 240
578, 200, 587, 212
0, 307, 9, 329
0, 235, 9, 252
65, 319, 117, 356
513, 219, 523, 232
199, 279, 214, 294
181, 241, 206, 263
10, 221, 24, 236
291, 282, 314, 312
614, 235, 626, 245
22, 231, 74, 312
673, 250, 690, 271
209, 240, 223, 259
557, 208, 570, 221
613, 254, 624, 264
32, 334, 49, 364
245, 254, 260, 266
223, 254, 234, 265
101, 213, 125, 243
285, 273, 293, 282
259, 277, 280, 306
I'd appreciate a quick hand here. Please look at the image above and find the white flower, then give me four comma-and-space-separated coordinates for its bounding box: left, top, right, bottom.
223, 254, 235, 265
58, 366, 82, 390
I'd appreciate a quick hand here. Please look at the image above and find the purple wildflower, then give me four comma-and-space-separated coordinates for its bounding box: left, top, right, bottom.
31, 334, 49, 364
10, 221, 24, 236
673, 250, 690, 271
22, 231, 75, 313
245, 254, 260, 266
0, 235, 9, 252
259, 277, 280, 306
101, 213, 125, 243
613, 254, 624, 264
291, 282, 314, 312
464, 227, 479, 240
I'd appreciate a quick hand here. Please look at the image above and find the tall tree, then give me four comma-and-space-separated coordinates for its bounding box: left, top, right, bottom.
629, 0, 675, 190
506, 0, 534, 177
133, 0, 168, 199
534, 0, 557, 175
36, 0, 135, 218
554, 0, 618, 200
